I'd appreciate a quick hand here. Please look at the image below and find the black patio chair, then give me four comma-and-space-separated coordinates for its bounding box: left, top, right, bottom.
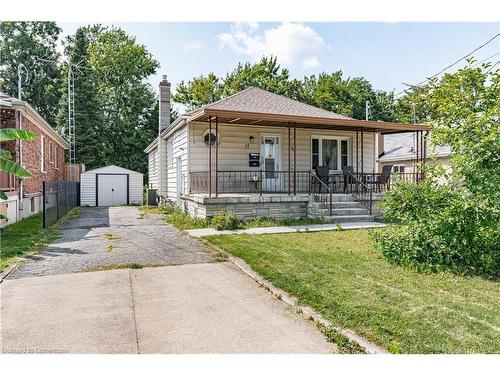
367, 164, 393, 192
342, 165, 354, 193
312, 165, 333, 193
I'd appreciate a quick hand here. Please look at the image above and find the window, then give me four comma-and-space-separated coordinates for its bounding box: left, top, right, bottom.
49, 141, 54, 164
392, 165, 405, 173
311, 137, 350, 171
30, 197, 35, 212
54, 146, 59, 169
40, 136, 45, 173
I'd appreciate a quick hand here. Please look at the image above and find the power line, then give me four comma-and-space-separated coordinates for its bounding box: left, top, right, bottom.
394, 33, 500, 97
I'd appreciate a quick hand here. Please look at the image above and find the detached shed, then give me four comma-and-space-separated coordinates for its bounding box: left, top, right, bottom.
80, 165, 143, 207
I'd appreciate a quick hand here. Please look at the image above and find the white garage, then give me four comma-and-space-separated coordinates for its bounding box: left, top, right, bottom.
80, 165, 143, 207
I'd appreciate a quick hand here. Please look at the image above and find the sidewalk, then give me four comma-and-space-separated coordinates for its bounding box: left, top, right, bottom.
186, 222, 386, 238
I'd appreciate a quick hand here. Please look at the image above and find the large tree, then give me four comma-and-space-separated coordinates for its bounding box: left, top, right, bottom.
0, 22, 62, 125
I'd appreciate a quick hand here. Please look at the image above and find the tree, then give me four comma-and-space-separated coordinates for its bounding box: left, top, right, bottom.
173, 73, 221, 110
87, 26, 160, 174
0, 22, 62, 125
56, 26, 103, 169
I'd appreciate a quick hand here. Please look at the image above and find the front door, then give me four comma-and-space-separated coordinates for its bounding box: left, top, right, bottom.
260, 135, 281, 191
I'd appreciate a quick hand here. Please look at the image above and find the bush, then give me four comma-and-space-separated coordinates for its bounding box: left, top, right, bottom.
373, 180, 499, 278
211, 213, 241, 231
165, 208, 209, 230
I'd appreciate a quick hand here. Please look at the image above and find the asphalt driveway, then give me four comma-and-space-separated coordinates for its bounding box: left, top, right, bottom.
7, 206, 212, 279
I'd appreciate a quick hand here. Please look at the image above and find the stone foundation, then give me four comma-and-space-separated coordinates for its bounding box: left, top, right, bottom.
181, 194, 310, 220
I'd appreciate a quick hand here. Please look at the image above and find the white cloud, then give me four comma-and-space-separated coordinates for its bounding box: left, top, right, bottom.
179, 40, 202, 52
217, 22, 326, 70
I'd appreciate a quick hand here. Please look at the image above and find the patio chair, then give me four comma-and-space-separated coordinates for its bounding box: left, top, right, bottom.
312, 166, 333, 193
342, 165, 354, 193
367, 164, 393, 192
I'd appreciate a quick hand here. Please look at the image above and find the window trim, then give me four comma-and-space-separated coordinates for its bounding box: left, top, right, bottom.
311, 135, 351, 172
54, 145, 59, 170
40, 135, 46, 173
392, 164, 405, 173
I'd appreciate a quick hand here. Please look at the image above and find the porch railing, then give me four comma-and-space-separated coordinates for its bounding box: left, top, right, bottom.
189, 170, 423, 197
310, 173, 333, 215
346, 172, 373, 215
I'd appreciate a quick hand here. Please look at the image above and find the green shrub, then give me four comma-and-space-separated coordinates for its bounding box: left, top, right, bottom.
165, 208, 209, 230
211, 213, 241, 231
373, 180, 499, 278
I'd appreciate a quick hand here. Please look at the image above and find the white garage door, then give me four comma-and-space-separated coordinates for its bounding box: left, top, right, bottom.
97, 174, 128, 206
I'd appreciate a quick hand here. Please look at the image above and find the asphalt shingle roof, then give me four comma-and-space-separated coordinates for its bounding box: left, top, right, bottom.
203, 87, 353, 120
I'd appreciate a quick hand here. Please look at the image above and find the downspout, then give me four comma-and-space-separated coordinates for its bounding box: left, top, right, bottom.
17, 65, 24, 211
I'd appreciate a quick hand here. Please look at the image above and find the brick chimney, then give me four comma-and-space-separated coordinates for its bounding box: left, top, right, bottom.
159, 75, 171, 134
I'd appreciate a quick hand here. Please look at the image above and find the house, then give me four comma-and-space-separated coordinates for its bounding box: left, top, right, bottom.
0, 91, 69, 226
376, 132, 451, 174
145, 77, 429, 223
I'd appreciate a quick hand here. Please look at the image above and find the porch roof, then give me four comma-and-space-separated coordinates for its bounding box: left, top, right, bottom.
186, 87, 430, 134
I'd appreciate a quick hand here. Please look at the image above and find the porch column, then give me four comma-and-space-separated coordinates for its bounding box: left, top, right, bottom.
361, 128, 364, 173
288, 124, 291, 195
416, 130, 420, 182
215, 116, 219, 197
423, 130, 428, 178
293, 124, 297, 195
355, 130, 359, 172
208, 116, 212, 197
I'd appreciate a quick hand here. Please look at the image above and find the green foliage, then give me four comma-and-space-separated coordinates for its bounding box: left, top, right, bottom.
375, 62, 500, 279
164, 207, 209, 231
0, 22, 62, 125
375, 180, 499, 278
211, 213, 241, 231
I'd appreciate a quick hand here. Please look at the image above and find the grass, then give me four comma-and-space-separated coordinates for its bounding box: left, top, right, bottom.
139, 205, 325, 231
207, 229, 500, 354
85, 263, 167, 272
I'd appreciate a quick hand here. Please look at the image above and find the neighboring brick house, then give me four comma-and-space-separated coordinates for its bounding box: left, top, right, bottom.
0, 91, 68, 226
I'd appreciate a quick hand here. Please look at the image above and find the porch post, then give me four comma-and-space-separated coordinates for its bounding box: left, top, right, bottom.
288, 124, 291, 195
416, 130, 420, 182
208, 116, 212, 197
215, 116, 218, 197
355, 130, 359, 172
293, 123, 297, 195
361, 128, 364, 173
423, 130, 428, 179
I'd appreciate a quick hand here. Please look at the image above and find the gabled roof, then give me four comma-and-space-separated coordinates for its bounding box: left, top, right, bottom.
82, 165, 143, 175
187, 86, 430, 134
379, 133, 451, 161
203, 87, 353, 120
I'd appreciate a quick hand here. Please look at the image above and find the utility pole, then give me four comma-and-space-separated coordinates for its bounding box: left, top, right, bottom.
17, 64, 28, 210
365, 100, 370, 121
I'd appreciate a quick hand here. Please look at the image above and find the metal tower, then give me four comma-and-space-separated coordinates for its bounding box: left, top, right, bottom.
67, 67, 76, 181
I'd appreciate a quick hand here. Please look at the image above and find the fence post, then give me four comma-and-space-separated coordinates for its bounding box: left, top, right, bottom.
42, 181, 46, 229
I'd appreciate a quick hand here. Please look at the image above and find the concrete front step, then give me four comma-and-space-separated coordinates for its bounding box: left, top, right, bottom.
315, 208, 370, 216
311, 194, 358, 202
309, 201, 365, 209
322, 215, 375, 223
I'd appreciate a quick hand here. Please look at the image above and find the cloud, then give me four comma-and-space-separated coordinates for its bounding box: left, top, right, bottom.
217, 22, 326, 70
179, 40, 202, 52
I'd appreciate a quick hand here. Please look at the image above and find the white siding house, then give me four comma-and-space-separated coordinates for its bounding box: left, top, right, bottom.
80, 165, 143, 207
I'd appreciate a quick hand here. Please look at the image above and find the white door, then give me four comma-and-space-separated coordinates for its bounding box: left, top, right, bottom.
98, 174, 128, 206
260, 135, 282, 191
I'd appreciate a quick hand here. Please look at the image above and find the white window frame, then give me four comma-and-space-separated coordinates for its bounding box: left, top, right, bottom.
55, 145, 59, 170
392, 164, 405, 173
311, 135, 351, 172
40, 135, 46, 173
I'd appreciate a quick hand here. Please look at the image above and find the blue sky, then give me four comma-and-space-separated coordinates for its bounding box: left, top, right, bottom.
61, 22, 500, 111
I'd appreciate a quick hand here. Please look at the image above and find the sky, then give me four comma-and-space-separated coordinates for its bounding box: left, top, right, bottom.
61, 22, 500, 112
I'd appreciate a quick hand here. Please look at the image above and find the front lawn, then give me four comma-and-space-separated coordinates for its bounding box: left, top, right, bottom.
207, 230, 500, 353
0, 213, 59, 273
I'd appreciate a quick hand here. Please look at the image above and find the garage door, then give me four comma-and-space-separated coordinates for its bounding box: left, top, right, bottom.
97, 174, 128, 206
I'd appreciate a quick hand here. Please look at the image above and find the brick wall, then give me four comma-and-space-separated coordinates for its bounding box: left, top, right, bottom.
20, 112, 65, 194
1, 109, 66, 195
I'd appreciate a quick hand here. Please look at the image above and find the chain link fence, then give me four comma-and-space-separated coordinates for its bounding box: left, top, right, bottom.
42, 181, 80, 228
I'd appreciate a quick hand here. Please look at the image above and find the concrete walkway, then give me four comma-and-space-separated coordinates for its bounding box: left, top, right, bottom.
186, 222, 386, 238
1, 263, 334, 354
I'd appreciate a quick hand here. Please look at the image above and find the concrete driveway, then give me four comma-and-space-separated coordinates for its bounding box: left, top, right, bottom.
1, 206, 333, 353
